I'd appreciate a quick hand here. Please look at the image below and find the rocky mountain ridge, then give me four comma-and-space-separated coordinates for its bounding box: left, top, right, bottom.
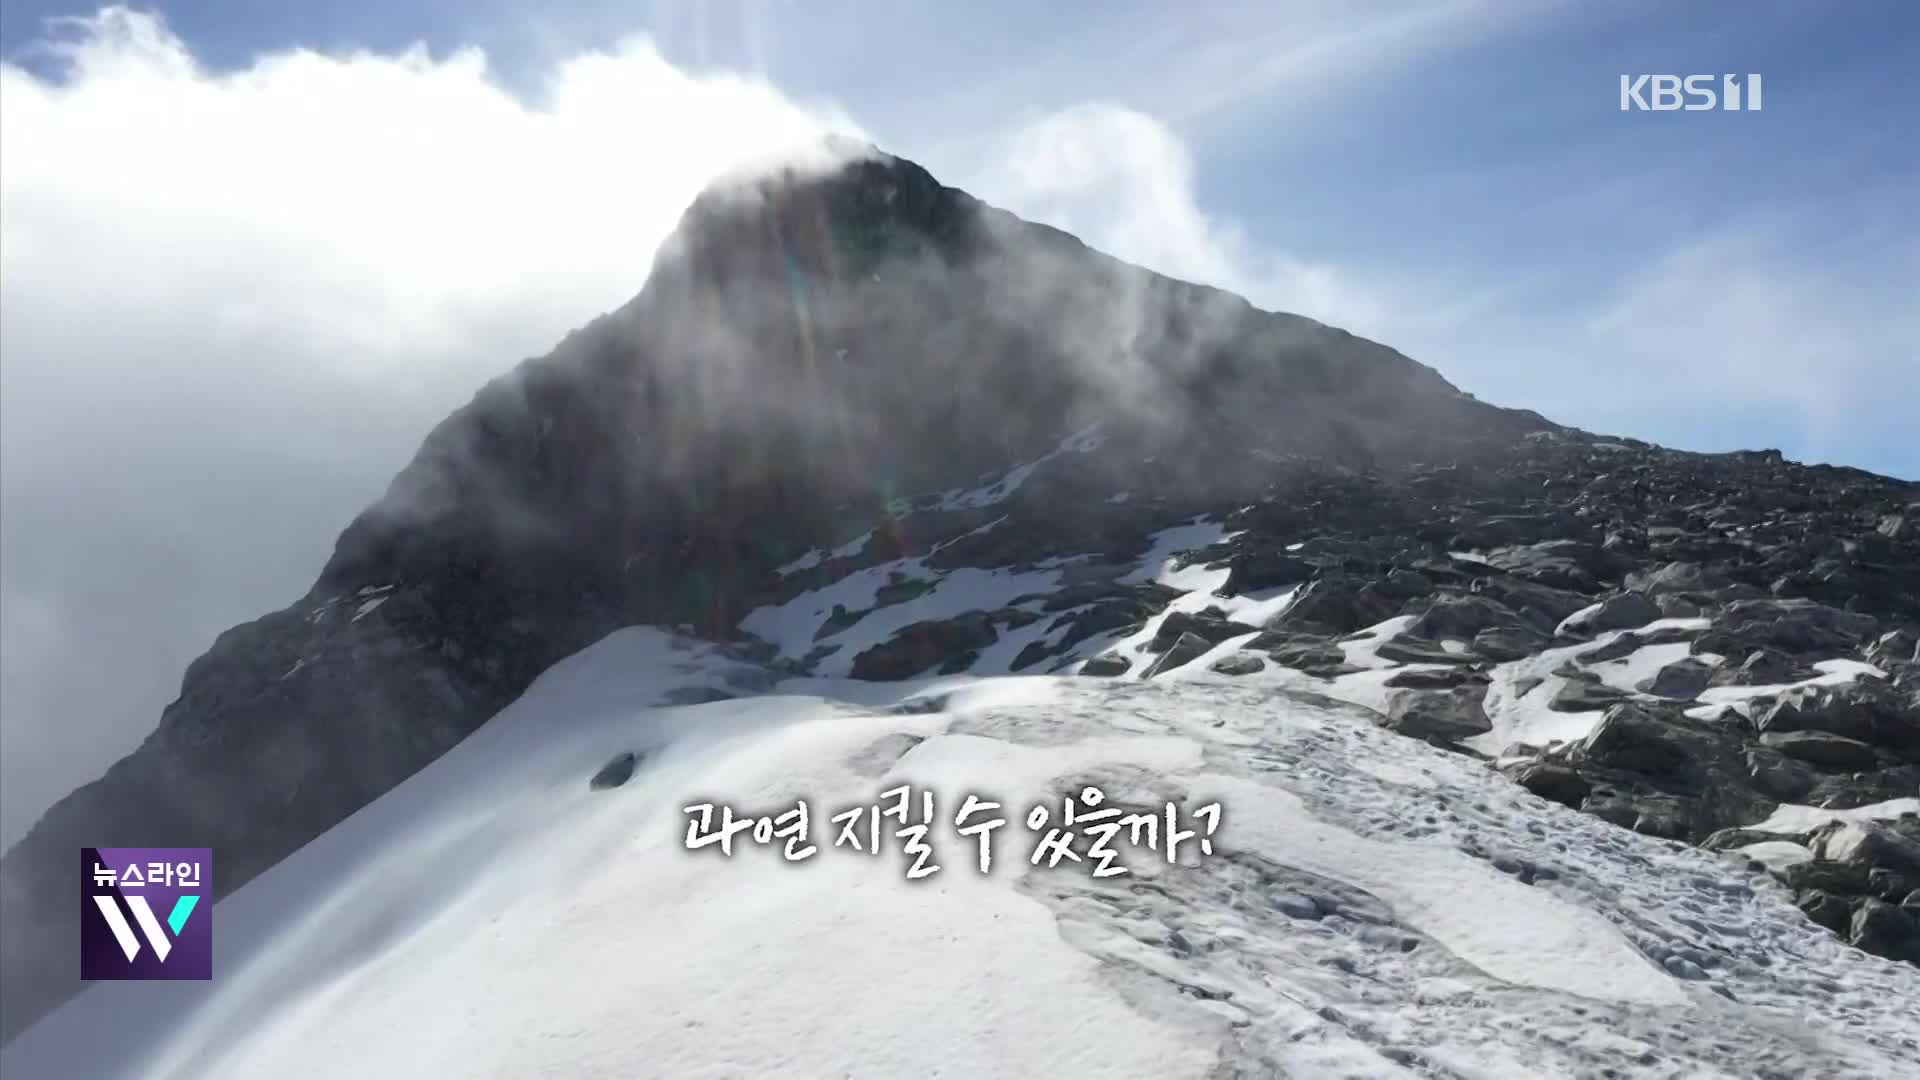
3, 141, 1914, 1044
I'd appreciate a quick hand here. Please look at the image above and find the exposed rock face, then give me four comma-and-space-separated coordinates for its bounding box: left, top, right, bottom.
1706, 816, 1920, 963
1379, 688, 1493, 748
4, 141, 1918, 1042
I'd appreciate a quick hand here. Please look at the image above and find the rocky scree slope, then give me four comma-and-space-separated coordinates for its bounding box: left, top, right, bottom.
2, 142, 1913, 1042
736, 425, 1919, 975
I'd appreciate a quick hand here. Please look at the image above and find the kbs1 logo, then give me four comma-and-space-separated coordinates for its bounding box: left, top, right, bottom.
1620, 74, 1763, 112
80, 848, 212, 981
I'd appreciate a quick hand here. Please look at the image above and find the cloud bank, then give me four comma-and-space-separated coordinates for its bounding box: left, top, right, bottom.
0, 8, 861, 843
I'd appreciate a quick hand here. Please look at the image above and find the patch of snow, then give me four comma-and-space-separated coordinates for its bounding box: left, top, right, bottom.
1100, 590, 1212, 678
1059, 425, 1105, 453
18, 645, 1918, 1077
1749, 798, 1920, 835
932, 427, 1100, 512
1212, 774, 1686, 1005
966, 605, 1081, 676
1735, 841, 1814, 873
1087, 581, 1294, 682
927, 515, 1008, 555
1323, 663, 1450, 718
1465, 617, 1718, 755
1338, 615, 1421, 670
1695, 658, 1889, 708
1118, 517, 1241, 588
1212, 585, 1298, 628
742, 558, 1066, 679
776, 549, 825, 576
1589, 641, 1705, 694
830, 531, 874, 560
740, 558, 915, 657
350, 596, 387, 623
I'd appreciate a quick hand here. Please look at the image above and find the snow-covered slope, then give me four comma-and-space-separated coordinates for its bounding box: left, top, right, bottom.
8, 628, 1917, 1079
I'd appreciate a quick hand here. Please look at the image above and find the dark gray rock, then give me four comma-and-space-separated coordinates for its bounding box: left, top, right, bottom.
1571, 592, 1663, 635
1582, 633, 1649, 663
1209, 653, 1265, 676
1472, 576, 1596, 628
1221, 551, 1314, 594
1262, 575, 1398, 636
1583, 789, 1695, 840
1625, 561, 1730, 596
1578, 703, 1701, 775
1723, 598, 1881, 655
1637, 658, 1715, 701
589, 751, 641, 790
1743, 748, 1817, 802
1144, 632, 1214, 678
1150, 608, 1259, 651
1383, 666, 1489, 690
1263, 640, 1347, 670
1754, 682, 1919, 757
850, 614, 998, 680
1865, 629, 1918, 668
1409, 595, 1521, 640
1705, 648, 1815, 687
1505, 761, 1591, 808
1378, 568, 1435, 600
1550, 676, 1633, 713
1815, 821, 1920, 877
1799, 890, 1855, 935
661, 686, 736, 705
1758, 730, 1880, 771
1480, 540, 1617, 592
1754, 691, 1877, 743
1079, 654, 1132, 678
1379, 688, 1492, 746
1851, 900, 1920, 963
1472, 626, 1549, 662
1374, 637, 1480, 665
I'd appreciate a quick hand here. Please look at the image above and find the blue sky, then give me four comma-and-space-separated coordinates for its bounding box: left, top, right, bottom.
4, 1, 1914, 473
0, 2, 1915, 842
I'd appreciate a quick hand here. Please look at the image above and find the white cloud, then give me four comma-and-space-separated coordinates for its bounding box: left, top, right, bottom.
0, 7, 862, 843
970, 102, 1404, 343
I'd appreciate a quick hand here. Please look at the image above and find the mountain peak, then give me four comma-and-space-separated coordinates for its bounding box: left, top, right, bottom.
21, 147, 1913, 1057
653, 138, 985, 296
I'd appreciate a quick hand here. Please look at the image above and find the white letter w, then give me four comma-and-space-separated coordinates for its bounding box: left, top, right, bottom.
93, 895, 172, 962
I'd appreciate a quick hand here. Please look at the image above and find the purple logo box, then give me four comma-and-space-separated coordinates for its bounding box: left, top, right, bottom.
80, 847, 212, 981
